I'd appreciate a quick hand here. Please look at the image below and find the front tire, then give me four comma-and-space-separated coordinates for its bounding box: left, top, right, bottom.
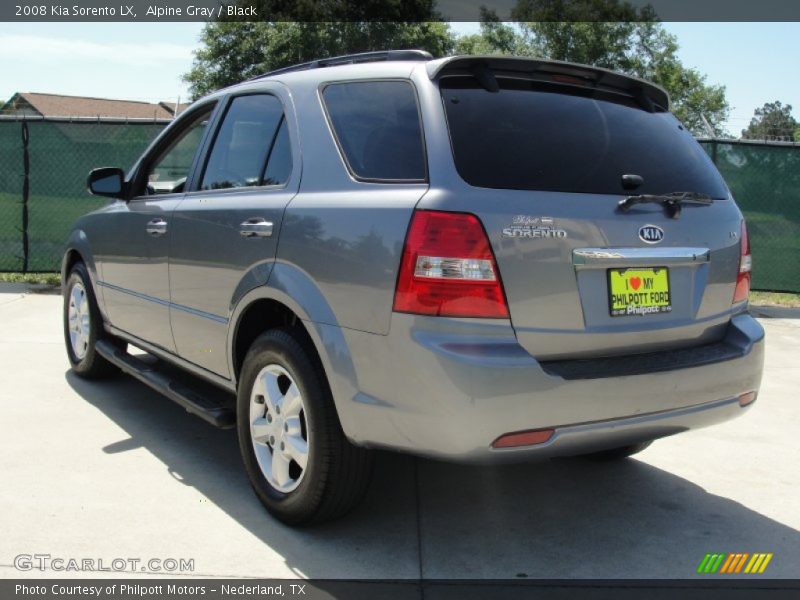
63, 262, 122, 379
237, 328, 373, 525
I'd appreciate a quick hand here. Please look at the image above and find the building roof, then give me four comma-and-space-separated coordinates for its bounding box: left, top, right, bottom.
1, 92, 189, 119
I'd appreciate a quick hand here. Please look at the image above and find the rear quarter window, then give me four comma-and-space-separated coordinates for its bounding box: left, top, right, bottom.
322, 81, 427, 182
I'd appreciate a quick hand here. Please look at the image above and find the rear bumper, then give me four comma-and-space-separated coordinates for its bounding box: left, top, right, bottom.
490, 395, 749, 462
335, 313, 764, 463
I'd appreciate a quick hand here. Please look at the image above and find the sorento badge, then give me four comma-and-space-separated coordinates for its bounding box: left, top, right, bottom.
503, 215, 567, 239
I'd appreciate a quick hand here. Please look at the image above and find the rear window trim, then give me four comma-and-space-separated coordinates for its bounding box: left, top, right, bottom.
318, 78, 429, 184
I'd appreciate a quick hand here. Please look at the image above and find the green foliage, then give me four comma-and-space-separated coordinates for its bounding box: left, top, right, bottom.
749, 291, 800, 307
511, 0, 655, 21
454, 8, 529, 55
183, 0, 731, 136
235, 0, 439, 22
184, 21, 453, 99
741, 101, 799, 141
646, 50, 729, 137
454, 1, 731, 136
0, 272, 60, 285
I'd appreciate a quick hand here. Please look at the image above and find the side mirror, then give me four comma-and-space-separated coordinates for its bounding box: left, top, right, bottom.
87, 167, 125, 199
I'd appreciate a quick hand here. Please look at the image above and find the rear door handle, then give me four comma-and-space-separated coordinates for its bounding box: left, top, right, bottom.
240, 218, 273, 238
146, 218, 167, 236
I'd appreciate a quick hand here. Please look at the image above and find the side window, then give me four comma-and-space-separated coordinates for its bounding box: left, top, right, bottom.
201, 94, 290, 190
322, 81, 426, 181
144, 105, 213, 195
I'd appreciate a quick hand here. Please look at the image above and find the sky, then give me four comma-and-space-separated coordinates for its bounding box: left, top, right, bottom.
0, 21, 797, 134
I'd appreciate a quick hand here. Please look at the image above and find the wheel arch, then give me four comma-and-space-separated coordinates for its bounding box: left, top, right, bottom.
62, 229, 109, 320
62, 229, 98, 284
227, 263, 362, 441
61, 248, 83, 284
231, 297, 303, 380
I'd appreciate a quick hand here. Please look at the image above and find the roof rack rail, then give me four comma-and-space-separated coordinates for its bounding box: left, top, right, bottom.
250, 49, 434, 81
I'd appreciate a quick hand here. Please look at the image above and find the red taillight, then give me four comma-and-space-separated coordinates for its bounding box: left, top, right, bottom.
393, 210, 509, 318
733, 220, 751, 304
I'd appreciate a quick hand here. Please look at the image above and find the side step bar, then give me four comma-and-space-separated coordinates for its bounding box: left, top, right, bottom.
95, 340, 236, 429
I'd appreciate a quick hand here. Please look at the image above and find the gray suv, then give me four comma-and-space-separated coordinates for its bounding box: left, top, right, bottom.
63, 51, 764, 525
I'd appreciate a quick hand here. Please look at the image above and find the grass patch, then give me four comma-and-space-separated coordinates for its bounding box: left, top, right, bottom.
0, 272, 61, 285
741, 210, 800, 294
749, 290, 800, 308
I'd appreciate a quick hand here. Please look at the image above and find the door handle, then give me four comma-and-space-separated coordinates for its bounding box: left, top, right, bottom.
146, 218, 168, 236
239, 218, 273, 238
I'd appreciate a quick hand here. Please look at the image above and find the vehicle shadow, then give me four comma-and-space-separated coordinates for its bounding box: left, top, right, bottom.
66, 371, 800, 579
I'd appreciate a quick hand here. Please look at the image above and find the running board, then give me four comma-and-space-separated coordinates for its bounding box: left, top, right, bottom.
95, 340, 236, 429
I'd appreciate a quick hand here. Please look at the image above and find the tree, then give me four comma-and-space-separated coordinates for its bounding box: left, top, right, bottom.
184, 0, 730, 136
454, 8, 531, 55
454, 1, 730, 135
512, 0, 660, 74
741, 101, 799, 141
184, 19, 453, 99
232, 0, 439, 22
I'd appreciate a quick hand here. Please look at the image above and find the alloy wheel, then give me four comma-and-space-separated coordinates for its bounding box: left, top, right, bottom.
249, 364, 309, 493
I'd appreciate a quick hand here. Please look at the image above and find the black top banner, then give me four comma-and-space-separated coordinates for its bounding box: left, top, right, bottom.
3, 0, 800, 22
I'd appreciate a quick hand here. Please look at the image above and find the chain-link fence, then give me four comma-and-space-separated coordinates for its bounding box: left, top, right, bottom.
0, 117, 167, 272
0, 118, 798, 292
699, 139, 800, 293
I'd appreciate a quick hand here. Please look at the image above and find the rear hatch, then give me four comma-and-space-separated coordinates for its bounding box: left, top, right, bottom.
422, 58, 744, 360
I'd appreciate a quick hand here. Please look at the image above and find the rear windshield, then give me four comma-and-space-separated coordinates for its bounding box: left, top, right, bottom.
440, 77, 728, 198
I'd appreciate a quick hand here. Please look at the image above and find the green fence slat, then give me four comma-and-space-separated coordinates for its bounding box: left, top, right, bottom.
1, 120, 798, 293
0, 122, 24, 270
700, 140, 800, 293
0, 119, 166, 272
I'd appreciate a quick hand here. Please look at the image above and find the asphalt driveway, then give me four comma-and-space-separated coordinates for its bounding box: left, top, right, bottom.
1, 286, 798, 579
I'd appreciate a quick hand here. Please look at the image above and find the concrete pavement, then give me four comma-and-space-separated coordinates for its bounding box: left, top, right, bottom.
1, 287, 798, 579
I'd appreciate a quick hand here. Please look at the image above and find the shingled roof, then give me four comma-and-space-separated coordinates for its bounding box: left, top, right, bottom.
1, 92, 189, 119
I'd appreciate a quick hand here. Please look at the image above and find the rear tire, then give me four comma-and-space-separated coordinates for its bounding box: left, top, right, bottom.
63, 262, 123, 379
237, 327, 373, 525
583, 441, 653, 461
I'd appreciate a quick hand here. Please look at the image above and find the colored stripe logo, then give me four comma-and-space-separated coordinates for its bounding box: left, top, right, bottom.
697, 552, 773, 574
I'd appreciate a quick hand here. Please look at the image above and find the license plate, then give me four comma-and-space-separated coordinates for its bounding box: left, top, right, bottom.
608, 267, 671, 317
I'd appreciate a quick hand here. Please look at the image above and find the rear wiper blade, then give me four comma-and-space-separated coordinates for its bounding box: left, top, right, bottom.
617, 191, 714, 219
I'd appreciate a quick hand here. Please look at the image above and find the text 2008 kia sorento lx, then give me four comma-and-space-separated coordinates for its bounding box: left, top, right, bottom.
63, 51, 764, 524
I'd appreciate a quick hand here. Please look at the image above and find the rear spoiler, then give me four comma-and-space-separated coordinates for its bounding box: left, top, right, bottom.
426, 55, 670, 111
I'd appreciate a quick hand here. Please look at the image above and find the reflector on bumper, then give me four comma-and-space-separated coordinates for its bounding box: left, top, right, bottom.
491, 428, 555, 449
